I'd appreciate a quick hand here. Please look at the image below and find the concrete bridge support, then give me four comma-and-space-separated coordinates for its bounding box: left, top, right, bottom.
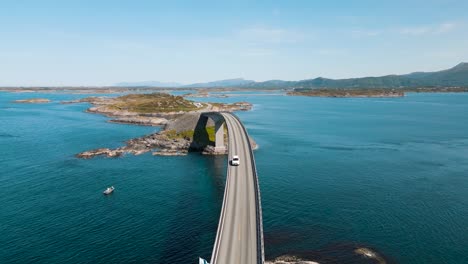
214, 120, 226, 153
198, 113, 227, 154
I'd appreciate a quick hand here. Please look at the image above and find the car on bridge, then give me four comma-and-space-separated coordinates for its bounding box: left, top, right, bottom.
231, 155, 240, 166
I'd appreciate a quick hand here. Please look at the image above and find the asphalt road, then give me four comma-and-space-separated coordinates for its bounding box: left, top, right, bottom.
210, 113, 262, 264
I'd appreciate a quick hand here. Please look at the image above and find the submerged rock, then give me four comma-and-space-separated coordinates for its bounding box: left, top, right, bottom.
265, 255, 319, 264
76, 148, 124, 159
152, 150, 188, 156
354, 248, 387, 264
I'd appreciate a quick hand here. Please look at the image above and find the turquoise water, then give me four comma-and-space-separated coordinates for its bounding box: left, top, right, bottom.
1, 92, 468, 263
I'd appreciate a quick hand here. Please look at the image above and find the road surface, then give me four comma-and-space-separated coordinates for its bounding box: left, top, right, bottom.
210, 113, 264, 264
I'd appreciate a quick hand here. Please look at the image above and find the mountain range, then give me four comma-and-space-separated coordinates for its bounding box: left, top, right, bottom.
183, 78, 255, 88
115, 63, 468, 89
115, 81, 183, 87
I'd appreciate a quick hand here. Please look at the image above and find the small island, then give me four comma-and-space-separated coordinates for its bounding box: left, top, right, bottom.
13, 98, 51, 103
63, 93, 251, 126
288, 89, 404, 98
73, 93, 255, 158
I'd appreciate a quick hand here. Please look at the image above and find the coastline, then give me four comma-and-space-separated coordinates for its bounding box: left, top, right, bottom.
63, 94, 252, 126
70, 93, 256, 158
287, 89, 405, 98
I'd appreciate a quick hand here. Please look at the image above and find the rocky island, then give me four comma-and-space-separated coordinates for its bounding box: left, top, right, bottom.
63, 93, 251, 126
288, 89, 404, 98
13, 98, 51, 103
77, 112, 257, 158
73, 93, 255, 158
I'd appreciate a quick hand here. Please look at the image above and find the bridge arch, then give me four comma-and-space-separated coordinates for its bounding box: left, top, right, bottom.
193, 112, 228, 154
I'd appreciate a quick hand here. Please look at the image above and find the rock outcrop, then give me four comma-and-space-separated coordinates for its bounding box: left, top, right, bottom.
109, 116, 168, 126
76, 132, 190, 159
265, 255, 319, 264
76, 113, 258, 159
72, 93, 255, 159
13, 98, 51, 103
63, 94, 252, 126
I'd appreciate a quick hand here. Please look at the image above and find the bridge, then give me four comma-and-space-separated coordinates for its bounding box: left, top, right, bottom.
201, 112, 264, 264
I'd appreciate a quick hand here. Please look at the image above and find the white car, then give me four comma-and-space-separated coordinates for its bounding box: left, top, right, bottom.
231, 155, 240, 166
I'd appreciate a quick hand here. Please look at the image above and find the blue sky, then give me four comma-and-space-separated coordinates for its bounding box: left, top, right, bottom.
1, 0, 468, 86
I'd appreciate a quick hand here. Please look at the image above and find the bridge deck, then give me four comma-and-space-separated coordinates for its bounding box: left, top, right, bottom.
210, 113, 264, 264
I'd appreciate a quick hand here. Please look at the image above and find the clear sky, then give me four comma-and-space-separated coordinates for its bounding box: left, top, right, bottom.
1, 0, 468, 86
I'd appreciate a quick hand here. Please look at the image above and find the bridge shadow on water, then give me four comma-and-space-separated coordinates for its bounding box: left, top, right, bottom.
156, 154, 227, 263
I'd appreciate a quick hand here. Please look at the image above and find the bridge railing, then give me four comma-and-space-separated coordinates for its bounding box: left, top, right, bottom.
209, 117, 233, 264
206, 112, 265, 264
231, 113, 265, 264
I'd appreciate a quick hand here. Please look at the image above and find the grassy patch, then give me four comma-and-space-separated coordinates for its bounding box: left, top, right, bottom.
205, 126, 215, 142
109, 93, 200, 113
164, 126, 216, 141
164, 129, 195, 140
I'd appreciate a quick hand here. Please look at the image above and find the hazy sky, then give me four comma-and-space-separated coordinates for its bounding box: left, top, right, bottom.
1, 0, 468, 86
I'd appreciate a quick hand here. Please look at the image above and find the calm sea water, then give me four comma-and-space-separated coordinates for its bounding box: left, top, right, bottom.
1, 91, 467, 264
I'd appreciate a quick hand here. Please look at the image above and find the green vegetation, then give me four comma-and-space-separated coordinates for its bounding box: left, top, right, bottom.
244, 62, 468, 89
289, 87, 468, 97
400, 87, 468, 93
289, 89, 404, 97
164, 126, 216, 141
109, 93, 200, 113
164, 129, 195, 140
205, 126, 216, 142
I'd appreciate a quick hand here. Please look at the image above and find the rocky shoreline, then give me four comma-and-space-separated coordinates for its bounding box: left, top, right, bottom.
76, 131, 190, 158
72, 93, 255, 159
76, 112, 258, 159
288, 89, 404, 98
265, 255, 319, 264
63, 95, 251, 126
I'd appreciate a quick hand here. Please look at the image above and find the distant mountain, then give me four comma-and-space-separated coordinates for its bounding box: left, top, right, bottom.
242, 79, 295, 88
404, 62, 468, 86
114, 63, 468, 89
115, 81, 183, 87
183, 78, 255, 88
244, 62, 468, 89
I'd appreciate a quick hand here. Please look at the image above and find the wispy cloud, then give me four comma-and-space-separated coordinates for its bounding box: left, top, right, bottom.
435, 22, 458, 33
343, 21, 462, 38
398, 21, 460, 35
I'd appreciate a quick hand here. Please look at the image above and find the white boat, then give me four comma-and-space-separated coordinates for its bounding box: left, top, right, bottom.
103, 186, 114, 195
199, 257, 209, 264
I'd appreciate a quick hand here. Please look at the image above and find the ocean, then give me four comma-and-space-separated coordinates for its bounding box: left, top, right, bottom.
1, 91, 467, 263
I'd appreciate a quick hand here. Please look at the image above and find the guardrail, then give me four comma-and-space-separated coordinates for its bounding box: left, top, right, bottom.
205, 112, 264, 264
209, 114, 233, 264
230, 113, 265, 264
